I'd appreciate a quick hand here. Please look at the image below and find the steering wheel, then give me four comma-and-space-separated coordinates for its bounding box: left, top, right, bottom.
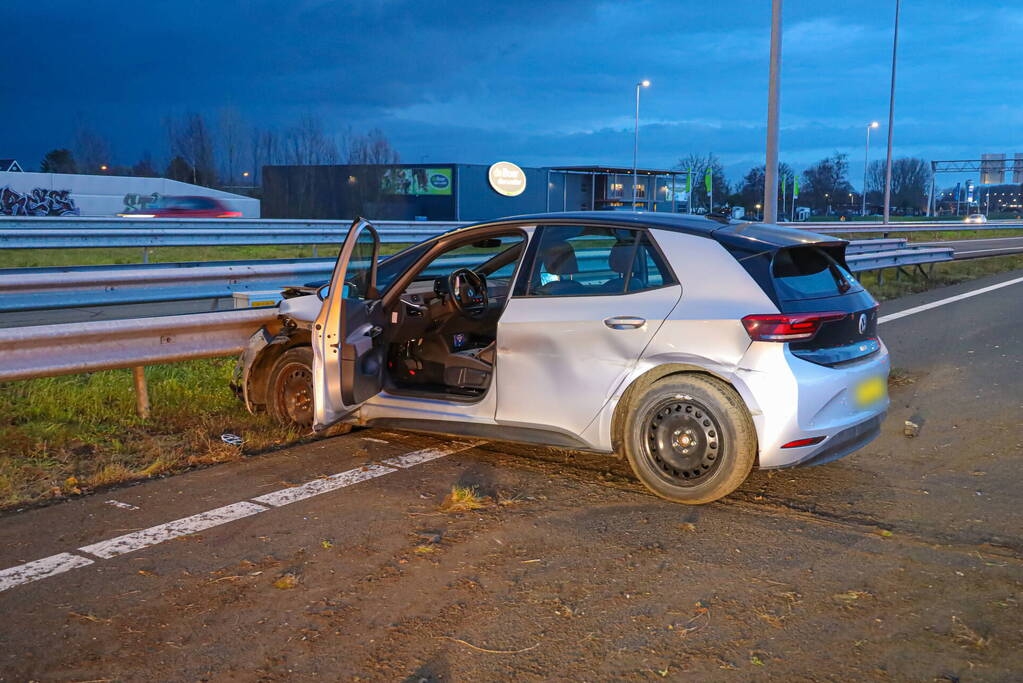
447, 268, 489, 319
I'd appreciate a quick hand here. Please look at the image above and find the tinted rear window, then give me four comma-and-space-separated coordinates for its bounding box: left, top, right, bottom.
772, 246, 861, 301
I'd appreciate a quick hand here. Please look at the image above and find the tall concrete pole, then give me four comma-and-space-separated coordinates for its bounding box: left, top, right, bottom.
763, 0, 783, 223
883, 0, 901, 224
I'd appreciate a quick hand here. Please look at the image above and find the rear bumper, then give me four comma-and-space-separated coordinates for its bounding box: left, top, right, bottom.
772, 412, 885, 468
736, 340, 890, 468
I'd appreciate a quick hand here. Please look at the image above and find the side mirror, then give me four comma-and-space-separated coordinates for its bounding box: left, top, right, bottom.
472, 238, 502, 249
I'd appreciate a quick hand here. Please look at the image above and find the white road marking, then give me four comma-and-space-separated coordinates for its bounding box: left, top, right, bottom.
251, 464, 395, 507
104, 499, 139, 510
78, 501, 269, 559
955, 247, 1023, 255
879, 275, 1023, 324
919, 237, 1023, 245
382, 441, 483, 469
3, 439, 486, 590
0, 553, 94, 593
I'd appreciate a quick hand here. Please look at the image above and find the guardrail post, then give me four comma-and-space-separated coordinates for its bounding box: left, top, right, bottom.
312, 245, 318, 257
142, 247, 150, 264
132, 366, 151, 419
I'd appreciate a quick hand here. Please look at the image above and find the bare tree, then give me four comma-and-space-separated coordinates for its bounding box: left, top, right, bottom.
284, 113, 340, 165
166, 112, 217, 186
674, 152, 727, 211
217, 107, 247, 185
867, 157, 931, 213
74, 126, 113, 174
347, 128, 400, 165
800, 152, 853, 213
250, 127, 283, 185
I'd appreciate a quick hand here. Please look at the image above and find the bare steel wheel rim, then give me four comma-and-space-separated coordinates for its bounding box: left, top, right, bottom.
641, 396, 723, 486
274, 362, 313, 429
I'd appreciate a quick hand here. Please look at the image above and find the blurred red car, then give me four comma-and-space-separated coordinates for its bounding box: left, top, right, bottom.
118, 195, 241, 218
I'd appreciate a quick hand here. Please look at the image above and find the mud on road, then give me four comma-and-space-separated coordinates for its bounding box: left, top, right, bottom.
0, 271, 1021, 681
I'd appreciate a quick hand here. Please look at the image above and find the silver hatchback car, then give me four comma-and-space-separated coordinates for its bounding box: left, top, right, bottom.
235, 213, 889, 504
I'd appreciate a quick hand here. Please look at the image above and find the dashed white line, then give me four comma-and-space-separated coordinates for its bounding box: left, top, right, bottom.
0, 553, 94, 592
955, 247, 1023, 255
382, 442, 483, 469
879, 275, 1023, 324
1, 440, 486, 591
251, 464, 396, 507
79, 501, 269, 559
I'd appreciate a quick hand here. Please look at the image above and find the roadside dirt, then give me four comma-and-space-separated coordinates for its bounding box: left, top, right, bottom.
1, 274, 1021, 681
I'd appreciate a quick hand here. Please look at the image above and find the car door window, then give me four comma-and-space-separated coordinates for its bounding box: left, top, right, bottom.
416, 235, 525, 280
341, 228, 381, 299
625, 232, 676, 293
523, 225, 674, 297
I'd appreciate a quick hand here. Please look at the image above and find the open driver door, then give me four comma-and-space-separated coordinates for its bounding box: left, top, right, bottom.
312, 218, 387, 431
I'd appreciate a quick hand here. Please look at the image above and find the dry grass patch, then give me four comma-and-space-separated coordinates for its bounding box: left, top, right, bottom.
951, 616, 990, 649
439, 485, 491, 512
0, 358, 308, 510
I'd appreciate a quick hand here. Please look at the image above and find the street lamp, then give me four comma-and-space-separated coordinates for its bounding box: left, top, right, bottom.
633, 79, 650, 210
862, 121, 879, 216
882, 0, 901, 224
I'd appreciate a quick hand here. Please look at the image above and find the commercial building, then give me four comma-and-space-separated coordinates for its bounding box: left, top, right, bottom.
261, 163, 691, 221
980, 153, 1006, 185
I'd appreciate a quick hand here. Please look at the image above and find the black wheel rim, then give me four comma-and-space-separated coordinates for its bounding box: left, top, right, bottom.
641, 396, 723, 486
274, 362, 313, 429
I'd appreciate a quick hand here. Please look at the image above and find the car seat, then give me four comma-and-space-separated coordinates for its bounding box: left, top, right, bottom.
536, 240, 588, 295
597, 243, 643, 293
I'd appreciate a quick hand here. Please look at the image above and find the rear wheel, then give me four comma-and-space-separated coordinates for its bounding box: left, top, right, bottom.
622, 374, 756, 504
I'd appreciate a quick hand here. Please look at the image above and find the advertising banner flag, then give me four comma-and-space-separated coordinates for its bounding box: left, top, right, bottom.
704, 168, 712, 193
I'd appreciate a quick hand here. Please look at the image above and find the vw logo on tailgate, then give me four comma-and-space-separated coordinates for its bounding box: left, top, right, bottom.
858, 313, 868, 334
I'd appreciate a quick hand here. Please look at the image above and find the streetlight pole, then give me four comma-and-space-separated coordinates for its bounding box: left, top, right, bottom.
763, 0, 783, 224
862, 122, 879, 216
882, 0, 901, 224
633, 80, 650, 210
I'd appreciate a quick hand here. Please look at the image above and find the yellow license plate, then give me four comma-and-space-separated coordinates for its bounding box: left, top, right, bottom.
854, 376, 887, 408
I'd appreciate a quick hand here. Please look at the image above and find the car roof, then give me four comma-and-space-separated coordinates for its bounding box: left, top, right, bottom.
459, 211, 842, 250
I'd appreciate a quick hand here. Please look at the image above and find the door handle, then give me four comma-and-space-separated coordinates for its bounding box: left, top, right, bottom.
604, 316, 646, 330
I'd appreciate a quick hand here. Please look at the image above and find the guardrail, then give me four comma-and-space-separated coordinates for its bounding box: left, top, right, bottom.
799, 220, 1021, 234
0, 308, 276, 383
0, 216, 1019, 252
0, 239, 952, 313
0, 217, 460, 249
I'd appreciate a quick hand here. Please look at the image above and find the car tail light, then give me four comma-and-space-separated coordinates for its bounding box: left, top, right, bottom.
217, 211, 242, 218
741, 311, 847, 342
781, 436, 826, 448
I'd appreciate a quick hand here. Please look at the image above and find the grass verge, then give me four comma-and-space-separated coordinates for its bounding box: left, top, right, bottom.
0, 242, 415, 269
854, 253, 1023, 301
0, 358, 303, 511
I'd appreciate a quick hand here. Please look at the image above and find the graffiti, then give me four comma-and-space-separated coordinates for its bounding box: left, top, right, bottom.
0, 187, 80, 216
123, 192, 161, 213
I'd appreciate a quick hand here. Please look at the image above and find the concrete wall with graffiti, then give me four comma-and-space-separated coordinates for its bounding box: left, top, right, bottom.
0, 172, 260, 217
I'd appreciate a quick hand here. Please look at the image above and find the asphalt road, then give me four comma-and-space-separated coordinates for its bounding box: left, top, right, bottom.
0, 270, 1021, 680
918, 235, 1023, 260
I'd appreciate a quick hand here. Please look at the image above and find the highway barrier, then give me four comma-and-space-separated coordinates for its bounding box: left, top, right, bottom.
0, 308, 276, 383
0, 240, 953, 313
0, 216, 1019, 251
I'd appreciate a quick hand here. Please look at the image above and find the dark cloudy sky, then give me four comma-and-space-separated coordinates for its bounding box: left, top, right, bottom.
3, 0, 1020, 184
